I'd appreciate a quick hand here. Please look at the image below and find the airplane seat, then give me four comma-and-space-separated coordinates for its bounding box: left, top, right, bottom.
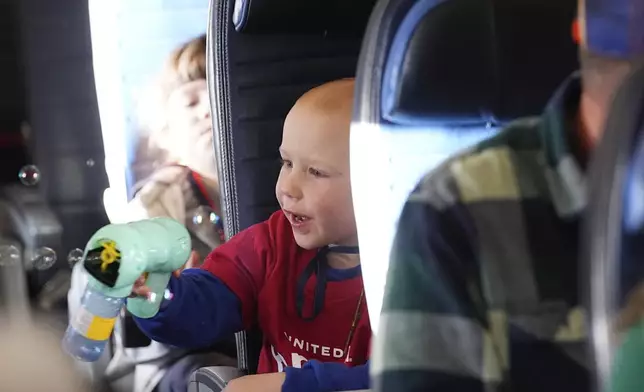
0, 183, 63, 307
0, 185, 68, 333
0, 133, 37, 320
0, 2, 65, 320
585, 62, 644, 391
188, 0, 377, 390
0, 140, 65, 320
0, 0, 111, 322
351, 0, 579, 334
0, 201, 32, 320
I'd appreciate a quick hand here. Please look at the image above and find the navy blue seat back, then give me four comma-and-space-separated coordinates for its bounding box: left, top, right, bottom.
207, 0, 377, 373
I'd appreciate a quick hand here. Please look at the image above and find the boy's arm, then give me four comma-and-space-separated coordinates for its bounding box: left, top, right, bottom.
283, 361, 369, 392
372, 198, 501, 392
134, 270, 243, 348
135, 223, 269, 347
223, 361, 369, 392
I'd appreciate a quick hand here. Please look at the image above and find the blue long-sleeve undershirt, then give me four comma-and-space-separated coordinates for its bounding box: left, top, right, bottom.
133, 268, 369, 392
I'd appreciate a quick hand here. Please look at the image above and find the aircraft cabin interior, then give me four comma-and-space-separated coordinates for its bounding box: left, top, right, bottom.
0, 0, 643, 391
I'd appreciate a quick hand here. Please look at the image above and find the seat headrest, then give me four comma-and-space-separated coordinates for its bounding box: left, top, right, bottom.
383, 0, 578, 126
233, 0, 377, 35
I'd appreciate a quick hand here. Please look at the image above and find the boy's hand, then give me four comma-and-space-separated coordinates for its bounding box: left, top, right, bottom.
173, 250, 202, 277
129, 250, 201, 298
224, 372, 286, 392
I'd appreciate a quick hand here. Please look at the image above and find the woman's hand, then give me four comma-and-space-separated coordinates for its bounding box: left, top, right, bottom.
129, 250, 201, 298
223, 372, 286, 392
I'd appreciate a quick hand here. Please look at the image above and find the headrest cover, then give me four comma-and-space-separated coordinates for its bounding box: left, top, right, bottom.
382, 0, 579, 125
233, 0, 377, 35
579, 0, 644, 58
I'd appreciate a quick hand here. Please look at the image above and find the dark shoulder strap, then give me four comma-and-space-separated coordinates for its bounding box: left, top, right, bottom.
187, 170, 215, 210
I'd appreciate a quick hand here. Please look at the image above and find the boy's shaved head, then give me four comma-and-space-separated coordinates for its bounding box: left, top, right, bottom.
284, 78, 354, 154
286, 78, 354, 156
294, 78, 354, 122
276, 78, 358, 249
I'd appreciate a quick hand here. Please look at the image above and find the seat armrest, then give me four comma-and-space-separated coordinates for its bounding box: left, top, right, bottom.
0, 184, 63, 269
0, 238, 30, 318
188, 366, 245, 392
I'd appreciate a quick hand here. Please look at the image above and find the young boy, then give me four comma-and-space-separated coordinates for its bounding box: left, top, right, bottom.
133, 79, 371, 392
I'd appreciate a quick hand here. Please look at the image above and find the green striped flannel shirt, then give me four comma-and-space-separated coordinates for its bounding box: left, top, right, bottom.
372, 75, 592, 392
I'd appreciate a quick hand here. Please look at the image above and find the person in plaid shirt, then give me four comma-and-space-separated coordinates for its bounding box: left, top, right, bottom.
372, 1, 644, 391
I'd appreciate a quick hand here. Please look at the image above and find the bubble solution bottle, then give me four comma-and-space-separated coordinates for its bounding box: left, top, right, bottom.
62, 282, 124, 362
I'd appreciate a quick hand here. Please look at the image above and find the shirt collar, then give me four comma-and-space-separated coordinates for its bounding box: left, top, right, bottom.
538, 72, 588, 218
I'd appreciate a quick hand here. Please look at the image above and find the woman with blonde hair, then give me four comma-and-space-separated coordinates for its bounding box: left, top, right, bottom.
68, 34, 235, 392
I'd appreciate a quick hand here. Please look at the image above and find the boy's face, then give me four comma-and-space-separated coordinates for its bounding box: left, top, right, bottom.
276, 83, 357, 249
166, 79, 218, 179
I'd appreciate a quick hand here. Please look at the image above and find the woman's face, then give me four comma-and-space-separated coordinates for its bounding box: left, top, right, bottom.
166, 79, 218, 180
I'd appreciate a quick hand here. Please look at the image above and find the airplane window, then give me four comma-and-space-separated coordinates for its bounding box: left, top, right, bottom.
351, 123, 496, 332
88, 0, 209, 219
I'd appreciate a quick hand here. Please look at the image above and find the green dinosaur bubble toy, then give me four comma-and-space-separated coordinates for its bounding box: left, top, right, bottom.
62, 217, 191, 362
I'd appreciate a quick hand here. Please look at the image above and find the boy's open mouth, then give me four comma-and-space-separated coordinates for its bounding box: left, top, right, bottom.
285, 210, 312, 225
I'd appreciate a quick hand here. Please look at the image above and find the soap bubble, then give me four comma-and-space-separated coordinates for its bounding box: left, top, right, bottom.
209, 211, 221, 225
0, 245, 20, 266
67, 248, 84, 267
192, 206, 221, 226
18, 165, 40, 186
147, 292, 157, 303
32, 247, 57, 271
146, 289, 173, 304
192, 211, 204, 225
86, 159, 95, 167
192, 206, 212, 226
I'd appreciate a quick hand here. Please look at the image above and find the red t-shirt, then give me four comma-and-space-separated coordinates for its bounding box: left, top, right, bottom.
201, 210, 371, 372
